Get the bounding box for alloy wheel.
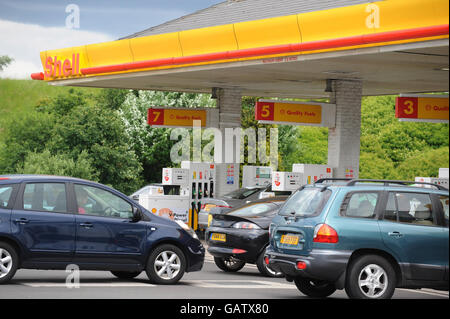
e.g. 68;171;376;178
153;250;181;280
358;264;388;298
0;248;12;279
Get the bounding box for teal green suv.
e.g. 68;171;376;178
265;179;449;299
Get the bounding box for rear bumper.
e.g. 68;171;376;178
205;227;268;263
265;248;351;284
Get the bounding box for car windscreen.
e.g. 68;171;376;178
230;202;278;217
278;188;331;217
130;186;151;197
223;187;261;199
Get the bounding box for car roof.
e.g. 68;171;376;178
242;196;289;204
310;181;448;194
0;174;97;185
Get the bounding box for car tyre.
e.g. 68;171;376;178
256;247;284;278
111;271;142;280
146;244;186;285
294;277;337;298
0;242;19;285
214;257;245;272
345;254;396;299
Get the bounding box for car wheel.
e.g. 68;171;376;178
111;271;142;280
146;244;186;285
256;248;284;278
214;257;245;272
345;254;396;299
294;277;337;298
0;242;19;285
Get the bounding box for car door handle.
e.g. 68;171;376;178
388;231;403;238
14;218;29;224
79;223;93;228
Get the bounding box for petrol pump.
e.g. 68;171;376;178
139;161;239;230
415;168;449;189
181;161;240;229
242;165;272;188
180;161;216;230
272;164;334;191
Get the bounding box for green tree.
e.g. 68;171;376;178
0;111;54;173
1;89;143;194
396;147;449;180
0;55;13;72
18;150;98;181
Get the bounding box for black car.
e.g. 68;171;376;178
198;185;291;230
205;197;288;277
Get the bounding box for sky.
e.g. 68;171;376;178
0;0;223;78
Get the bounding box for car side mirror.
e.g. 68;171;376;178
131;206;142;222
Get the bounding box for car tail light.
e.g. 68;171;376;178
232;222;261;230
201;204;206;209
313;224;338;243
296;261;307;270
232;249;247;254
0;178;10;180
217;205;232;208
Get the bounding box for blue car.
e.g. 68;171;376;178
266;179;449;299
0;175;204;285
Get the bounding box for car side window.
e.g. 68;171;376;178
383;192;436;226
342;192;379;218
74;184;133;219
23;183;67;213
0;185;13;209
438;195;449;227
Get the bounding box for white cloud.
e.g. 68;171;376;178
0;19;113;79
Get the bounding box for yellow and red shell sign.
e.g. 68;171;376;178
147;108;207;127
395;95;449;122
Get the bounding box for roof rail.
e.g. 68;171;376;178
346;179;448;191
315;178;352;185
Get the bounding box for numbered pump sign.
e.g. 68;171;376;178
147;108;219;128
395;95;449;123
255;99;336;127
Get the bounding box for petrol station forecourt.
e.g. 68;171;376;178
0;0;446;302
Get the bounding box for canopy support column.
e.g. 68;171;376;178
327;79;363;179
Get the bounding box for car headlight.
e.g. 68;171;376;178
175;220;199;240
232;222;261;230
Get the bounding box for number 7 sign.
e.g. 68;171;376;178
147;108;164;125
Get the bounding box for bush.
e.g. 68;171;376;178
18;150;98;181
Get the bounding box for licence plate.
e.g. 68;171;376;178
210;233;226;242
280;234;299;245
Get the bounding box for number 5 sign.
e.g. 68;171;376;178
255;102;274;121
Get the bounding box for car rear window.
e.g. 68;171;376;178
230;202;278;217
278;188;331;217
223;188;261;199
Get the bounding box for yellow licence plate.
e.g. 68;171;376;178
210;233;226;242
280;234;299;245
